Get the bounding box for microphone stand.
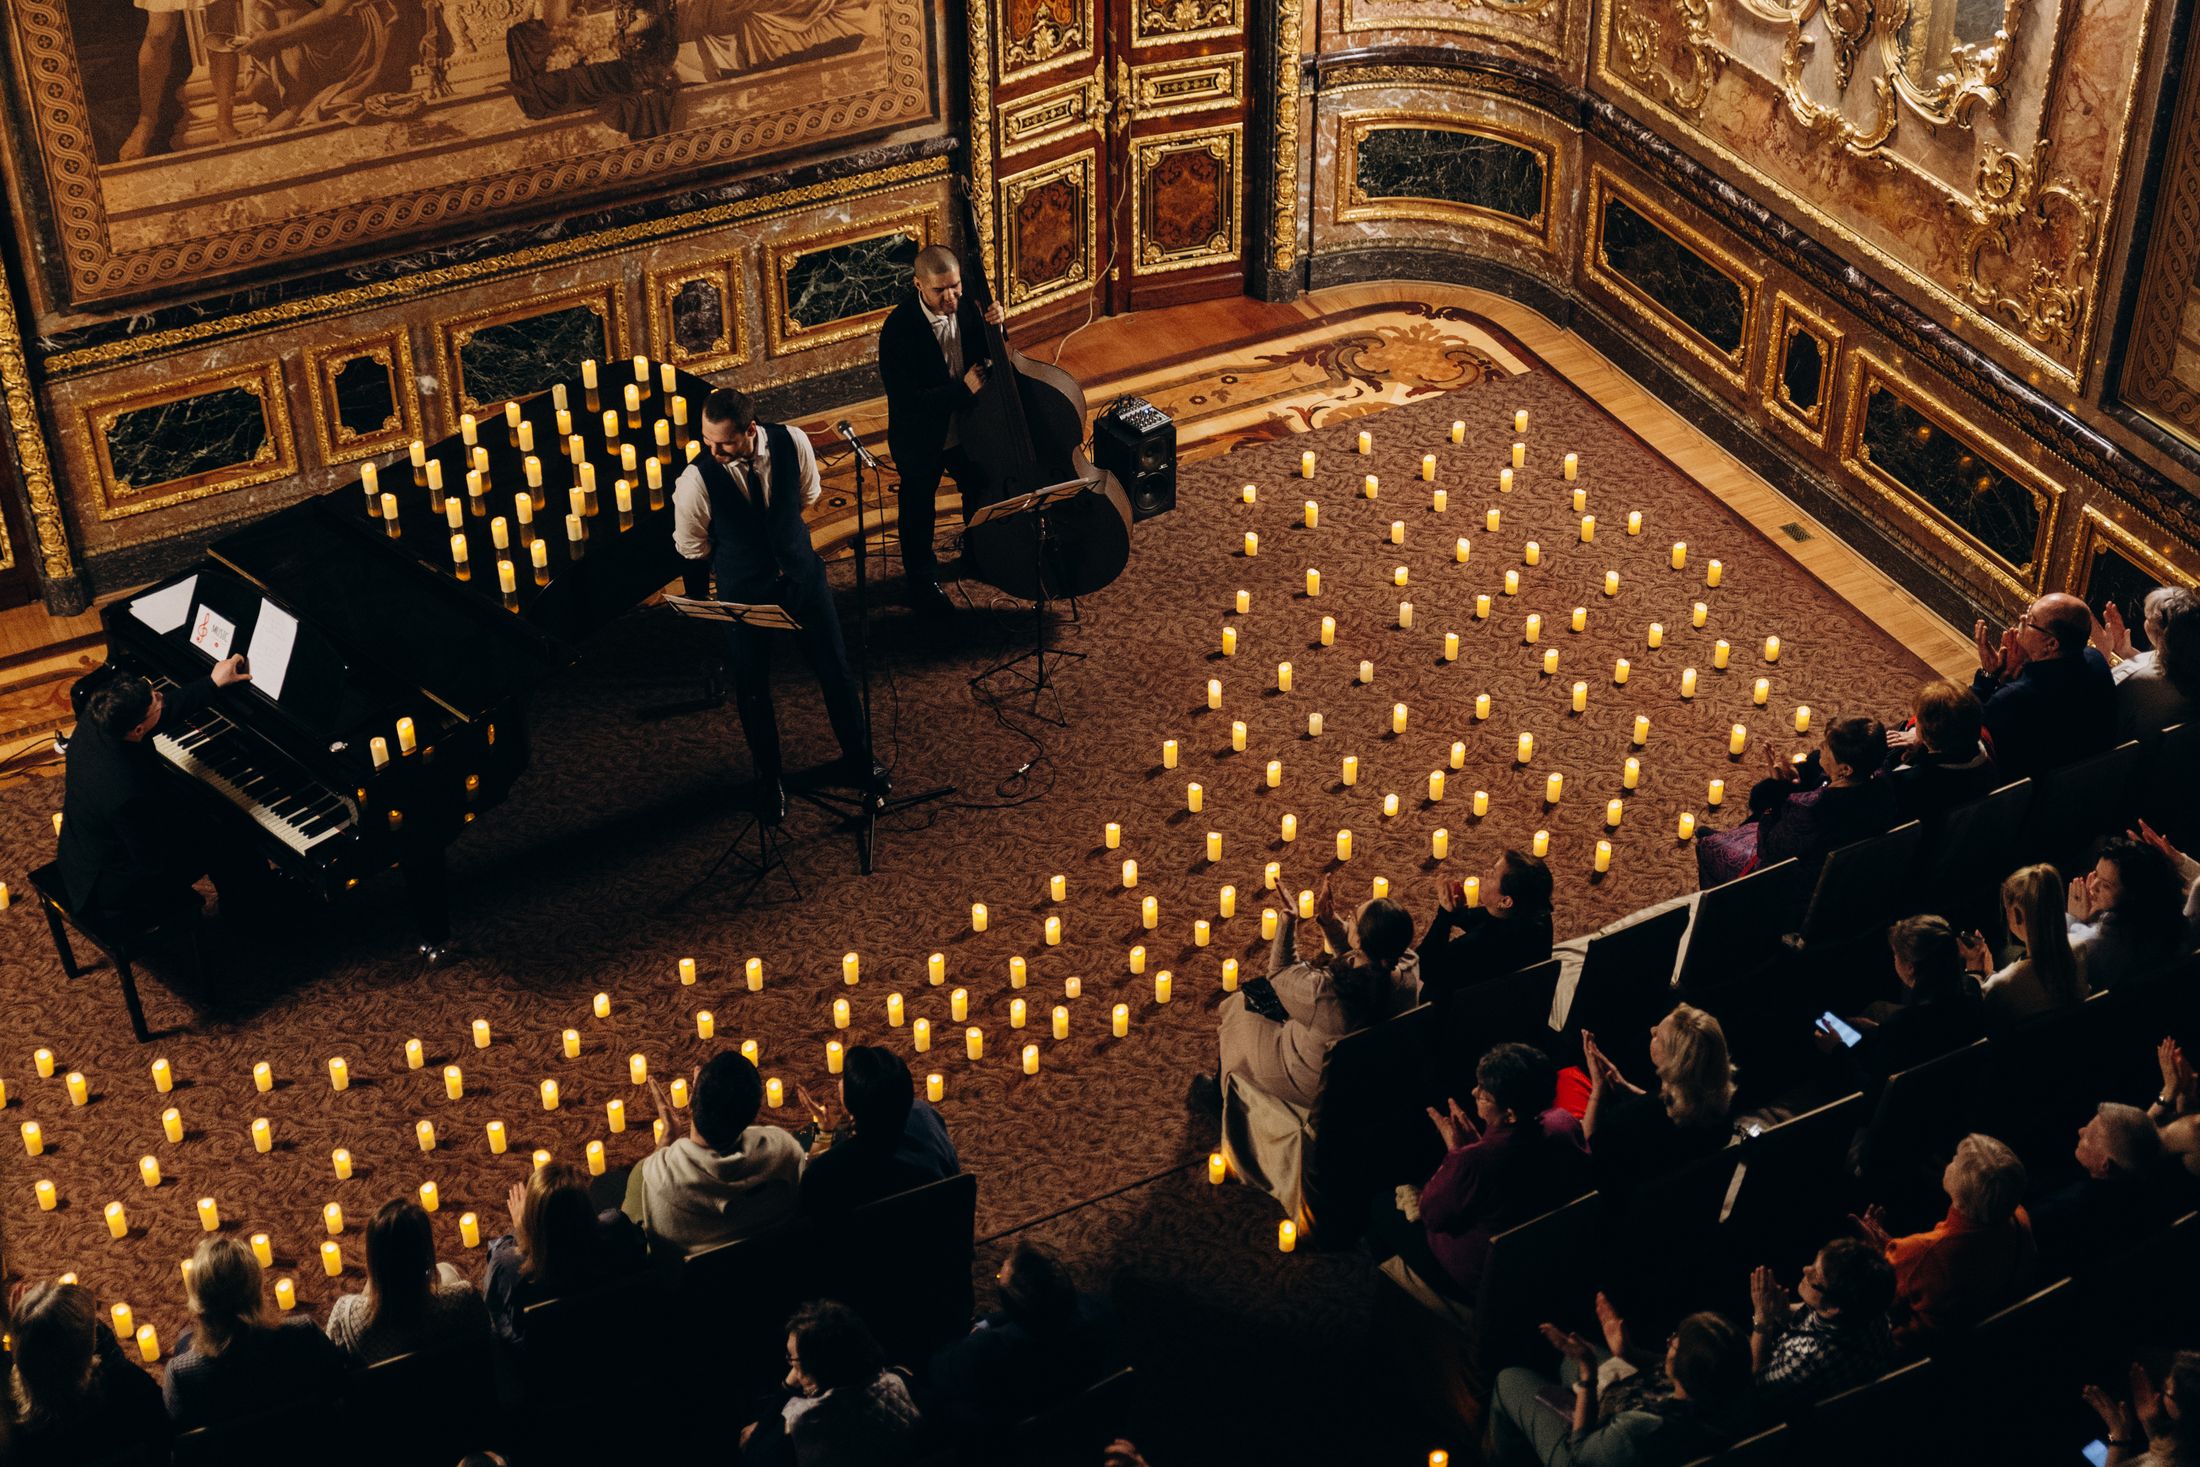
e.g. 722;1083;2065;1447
791;421;954;875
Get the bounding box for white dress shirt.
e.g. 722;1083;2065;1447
921;297;964;449
670;427;823;562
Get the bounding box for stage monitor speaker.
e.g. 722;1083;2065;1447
1094;397;1177;522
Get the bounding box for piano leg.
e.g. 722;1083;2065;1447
402;845;453;961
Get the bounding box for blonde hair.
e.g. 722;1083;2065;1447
1947;1133;2027;1225
2002;863;2084;1007
185;1236;266;1355
1654;1004;1736;1128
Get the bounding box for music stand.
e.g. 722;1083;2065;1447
966;478;1091;726
659;595;806;911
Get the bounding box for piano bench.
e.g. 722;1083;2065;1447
27;863;206;1044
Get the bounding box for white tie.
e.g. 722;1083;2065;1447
934;314;962;379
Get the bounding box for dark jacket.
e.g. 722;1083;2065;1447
1972;649;2116;781
1419;905;1554;1000
925;1294;1123;1436
1588;1089;1734;1194
56;674;218;916
1421;1111;1589;1296
800;1101;961;1217
1887;741;2001;825
878;291;987;478
482;1208;648;1346
700;422;828;605
163;1320;343;1431
7;1322;172;1466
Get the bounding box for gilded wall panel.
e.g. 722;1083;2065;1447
79;362;298;523
998;0;1098;83
763;206;943;354
1130;126;1245;275
2065;503;2200;625
1000;154;1100;312
1581;166;1762;389
1332;0;1572;66
431;285;628;429
302;330;422;468
1763;291;1843;449
1135;0;1246;47
644;261;755;378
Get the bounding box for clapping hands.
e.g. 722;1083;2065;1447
1748;1264;1792;1326
1427;1095;1476;1150
1850;1202;1894;1251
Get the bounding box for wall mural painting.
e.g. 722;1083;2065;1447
9;0;941;307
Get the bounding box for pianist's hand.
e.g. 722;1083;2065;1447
210;654;253;688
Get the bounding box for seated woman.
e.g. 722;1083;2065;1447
2069;835;2193;989
1820;914;1984;1086
1856;1132;2035;1350
484;1161;648;1346
1698;716;1902;886
925;1242;1122;1439
1884;678;1999;823
2085;1349;2200;1467
1961;862;2088;1028
2094;586;2200;738
740;1300;922;1466
164;1237;344;1431
799;1046;960;1218
1748;1237;1898;1409
2;1281;171;1466
1198;875;1418;1112
325;1198;491;1364
1489;1311;1752;1467
1418;849;1554;999
1374;1042;1588;1301
1576;1004;1737;1190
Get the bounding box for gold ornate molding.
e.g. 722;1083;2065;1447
301;329;422;468
967;0;1002;291
2119;19;2200;450
1838;349;2060;603
999;72;1102;158
2064;504;2200;599
1614;0;1722;114
1131;55;1245;118
1135;0;1242;46
1340;0;1563;60
0;257;69;581
430;283;626;427
763;206;943;355
1271;0;1303;273
643;259;755;377
1131;124;1245;274
999;152;1099;312
1582;166;1761;389
1335;114;1557;252
999;0;1096;83
43;158;951;378
1956;141;2100;356
81;361;298;522
1762;290;1843;448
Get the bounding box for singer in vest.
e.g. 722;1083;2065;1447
670;389;886;823
877;243;1007;616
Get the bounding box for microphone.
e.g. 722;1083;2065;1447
834;419;880;470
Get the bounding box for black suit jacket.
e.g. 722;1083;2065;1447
878;290;987;478
56;676;216;915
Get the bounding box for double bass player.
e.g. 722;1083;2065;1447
877;243;1007;617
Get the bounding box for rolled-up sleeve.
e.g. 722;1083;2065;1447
671;464;712;561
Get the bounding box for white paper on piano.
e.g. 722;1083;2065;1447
188;604;236;661
129;575;198;635
247;599;300;702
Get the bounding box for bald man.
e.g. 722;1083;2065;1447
877;243;1005;615
1969;592;2116;779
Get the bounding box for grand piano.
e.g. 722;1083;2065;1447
93;362;697;954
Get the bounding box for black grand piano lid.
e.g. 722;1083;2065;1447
210;504;561;724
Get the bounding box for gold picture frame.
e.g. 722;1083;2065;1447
644;260;754;377
1335;113;1557;251
1762;291;1843;448
763;206;943;356
82;360;298;522
1129;124;1245;275
301;329;422;467
430;283;627;429
1583;166;1762;389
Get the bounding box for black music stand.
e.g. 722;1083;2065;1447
658;595;806;910
966;478;1091;727
802;427;954;875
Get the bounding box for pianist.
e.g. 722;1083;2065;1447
671;387;889;824
57;655;271;925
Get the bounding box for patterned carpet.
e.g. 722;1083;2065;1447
0;312;1935;1463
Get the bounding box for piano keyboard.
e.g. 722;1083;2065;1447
149;681;358;858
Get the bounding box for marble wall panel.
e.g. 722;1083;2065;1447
1579;162;1762;391
2065;506;2200;615
1317;0;1587;79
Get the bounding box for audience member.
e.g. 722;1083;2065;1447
799;1046;960;1218
1375;1042;1588;1300
2128;820;2200;945
1697;716;1901;885
1;1281;171;1465
484;1161;647;1346
1819;915;1983;1085
1884;678;1999;822
1575;1005;1736;1191
1961;862;2088;1027
2069;836;2192;988
2085;1352;2200;1467
1419;850;1554;998
926;1242;1123;1438
1856;1132;2035;1348
2029;1100;2194;1265
325;1198;491;1365
1489;1311;1750;1466
1748;1238;1898;1408
1970;592;2117;780
739;1300;922;1467
164;1236;343;1431
2094;586;2200;738
623;1050;804;1254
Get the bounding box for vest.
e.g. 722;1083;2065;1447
701;423;822;603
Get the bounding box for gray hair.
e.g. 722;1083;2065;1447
2096;1102;2164;1174
1946;1133;2027;1225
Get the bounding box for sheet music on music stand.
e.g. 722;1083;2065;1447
661;594;803;632
964;478;1091;529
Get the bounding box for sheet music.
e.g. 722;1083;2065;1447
129;575;198;635
188;604;236;661
247;598;300;702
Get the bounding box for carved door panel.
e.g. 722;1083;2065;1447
1112;0;1252;310
983;0;1112;333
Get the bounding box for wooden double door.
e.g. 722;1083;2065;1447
976;0;1256;329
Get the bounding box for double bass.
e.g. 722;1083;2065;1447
949;183;1134;602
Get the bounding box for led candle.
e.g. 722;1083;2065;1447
541;1078;560;1111
1730;723;1748;756
628;1053;648;1085
1307;568;1323;599
326;1144;351;1182
1244;531;1259;557
1281;813;1298;842
1046;913;1064;946
1434;489;1449;512
965;1027;984;1060
886;992;907;1027
1574;487;1588;512
1564;451;1579;479
1615;658;1631;686
1221;626;1237;657
1693;601;1709;629
1504;570;1519;596
1572;682;1589;713
1624;510;1642;537
1633;715;1650;746
1389;520;1406;546
746;957;766;991
1517;732;1535;762
1239;482;1257;505
1021;1044;1041;1076
1113;1003;1132;1037
1356;429;1373;455
1278;660;1294;692
1605;570;1620;597
1524;613;1541;643
194;1194;221;1231
1546;772;1564;803
1279;1220;1298;1252
1524;541;1541;568
914;1018;932;1052
1595;840;1613;873
1451;419;1466;443
1262;908;1279;939
1533;829;1551;857
532;1149;552;1170
1141;895;1158;928
1748;677;1772;707
1476;593;1492;620
952;987;971;1020
1444;632;1460;662
972;902;989;932
1395;566;1409;587
1207;679;1223;710
1298;888;1317;919
1623;755;1643;791
1301;450;1316;478
1510;440;1525;468
1398;600;1414;629
1206;830;1225;863
1543;648;1560;676
1487;508;1501;533
1706;560;1724;588
1336;829;1353;861
1308;713;1324;736
1302;499;1320;531
1342;755;1359;785
826;1040;845;1076
319;1240;343;1277
1392;702;1409;733
1714;639;1731;669
1154;972;1174;1004
1580;514;1596;544
1381;793;1400;818
1187;782;1204;813
1764;635;1782;663
1006;955;1026;987
253;1061;274;1093
1421;453;1436;481
1671;541;1688;570
1428;769;1447;803
446;497;466;532
833;998;851;1031
1010;998;1028;1030
1569;606;1588;635
59;1068;88;1106
1231;721;1248;751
